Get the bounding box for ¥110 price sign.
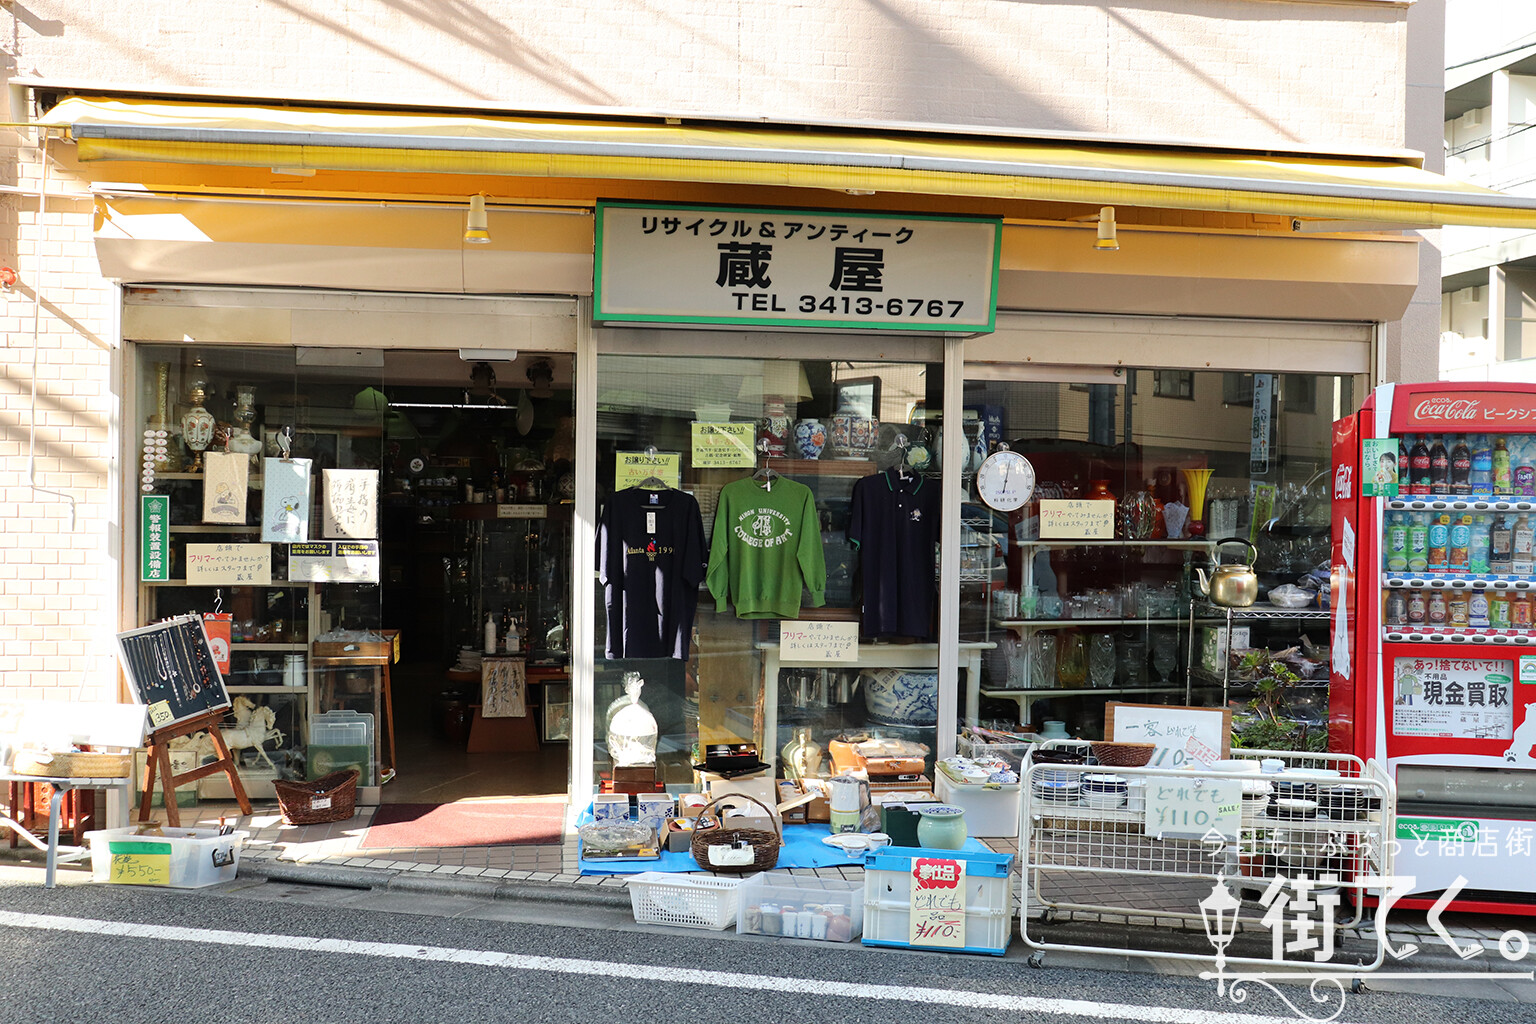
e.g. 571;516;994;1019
909;857;967;949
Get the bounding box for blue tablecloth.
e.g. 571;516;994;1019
577;808;992;875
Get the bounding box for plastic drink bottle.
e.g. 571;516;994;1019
1429;436;1450;491
1491;516;1514;573
1469;514;1492;574
1448;513;1472;570
1407;513;1430;572
1494;437;1513;493
1451;434;1472;494
1410;435;1432;495
1385;512;1409;571
1469;591;1490;628
1471;435;1493;494
1427;513;1451;571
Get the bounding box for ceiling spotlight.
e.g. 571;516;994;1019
465;194;491;244
1095;206;1119;252
526;359;554;399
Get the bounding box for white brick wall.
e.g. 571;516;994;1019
17;0;1407;152
0;140;119;703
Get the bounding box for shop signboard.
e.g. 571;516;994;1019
1106;702;1231;768
691;422;756;468
1390;656;1514;740
908;857;966;949
1250;373;1274;473
140;494;170;582
595;202;1000;333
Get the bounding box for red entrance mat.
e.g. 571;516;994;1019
359;799;566;850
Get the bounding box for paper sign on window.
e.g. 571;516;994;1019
322;469;378;539
1038;499;1113;539
202;452;249;524
779;620;859;662
185;543;272;585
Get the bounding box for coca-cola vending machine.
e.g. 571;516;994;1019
1333;381;1536;914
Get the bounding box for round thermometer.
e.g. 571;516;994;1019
975;447;1035;511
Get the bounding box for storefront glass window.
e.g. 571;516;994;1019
960;369;1361;745
593;355;944;793
132;345;574;795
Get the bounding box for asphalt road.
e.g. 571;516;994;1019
1;879;1532;1024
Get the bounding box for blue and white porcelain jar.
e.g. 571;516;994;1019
794;418;826;459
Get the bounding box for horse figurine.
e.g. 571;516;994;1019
186;696;285;772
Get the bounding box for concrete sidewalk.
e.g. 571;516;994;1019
5;796;1534;998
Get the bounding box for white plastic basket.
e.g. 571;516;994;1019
627;871;750;930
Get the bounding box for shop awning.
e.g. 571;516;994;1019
48;96;1536;229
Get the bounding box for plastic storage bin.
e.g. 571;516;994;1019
736;871;864;941
935;775;1021;838
308;710;374;785
862;846;1015;956
84;826;247;888
627;870;748;930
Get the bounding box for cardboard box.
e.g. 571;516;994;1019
1200;626;1251;675
662;817;696;852
677;793;708;818
777;779;830;823
703;773;777;810
868;774;932;795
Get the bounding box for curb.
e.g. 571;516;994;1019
237;858;632;907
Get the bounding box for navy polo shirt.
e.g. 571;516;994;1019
847;469;940;640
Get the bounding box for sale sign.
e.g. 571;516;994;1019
909;857;967;949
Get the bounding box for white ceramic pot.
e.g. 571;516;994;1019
861;668;939;726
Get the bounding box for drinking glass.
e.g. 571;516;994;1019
1031;633;1058;689
1151;630;1179;683
1089;633;1116;688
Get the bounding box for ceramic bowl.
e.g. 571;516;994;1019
1083;791;1127;810
861;668;939;726
1080;772;1128;794
1269;797;1320;820
1211;759;1262;775
962;768;991;783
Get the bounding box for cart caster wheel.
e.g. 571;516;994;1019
1028;952;1046;969
1350;978;1366;994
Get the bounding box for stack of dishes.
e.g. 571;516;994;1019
1318;783;1376;821
1080;773;1128;810
1268;797;1321;821
1031;768;1082;804
1210;759;1262;776
1241;778;1273;823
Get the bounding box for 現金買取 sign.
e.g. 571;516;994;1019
595;202;1000;333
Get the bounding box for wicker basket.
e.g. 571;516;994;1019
1090;741;1156;768
273;768;359;825
691;794;782;874
10;749;132;778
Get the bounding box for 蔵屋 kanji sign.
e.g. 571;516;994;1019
594;202;1000;332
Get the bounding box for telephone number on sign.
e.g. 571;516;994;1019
800;295;965;318
728;292;966;318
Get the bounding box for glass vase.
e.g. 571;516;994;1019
1089;633;1116;688
1057;631;1086;686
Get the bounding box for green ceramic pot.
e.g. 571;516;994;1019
916;805;968;850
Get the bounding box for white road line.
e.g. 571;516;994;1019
0;910;1327;1024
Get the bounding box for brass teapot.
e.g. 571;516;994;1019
1194;538;1260;608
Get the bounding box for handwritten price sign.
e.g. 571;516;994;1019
779;620;859;662
108;843;171;886
909;857;967;949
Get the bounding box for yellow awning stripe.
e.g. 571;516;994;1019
50;96;1536;229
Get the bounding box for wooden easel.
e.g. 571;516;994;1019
137;708;251;826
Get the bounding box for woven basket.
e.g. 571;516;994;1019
273;768;359;825
691;794;782;874
1090;741;1156;768
10;749;132;778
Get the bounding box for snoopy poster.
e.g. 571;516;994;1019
261;457;311;543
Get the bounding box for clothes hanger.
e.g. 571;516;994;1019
752;459;779;491
636;445;669;491
891;434;913;482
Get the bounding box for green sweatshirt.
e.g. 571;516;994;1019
706;476;827;618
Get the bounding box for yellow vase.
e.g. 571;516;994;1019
1180;468;1215;523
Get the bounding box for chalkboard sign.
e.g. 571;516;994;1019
115;615;231;731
